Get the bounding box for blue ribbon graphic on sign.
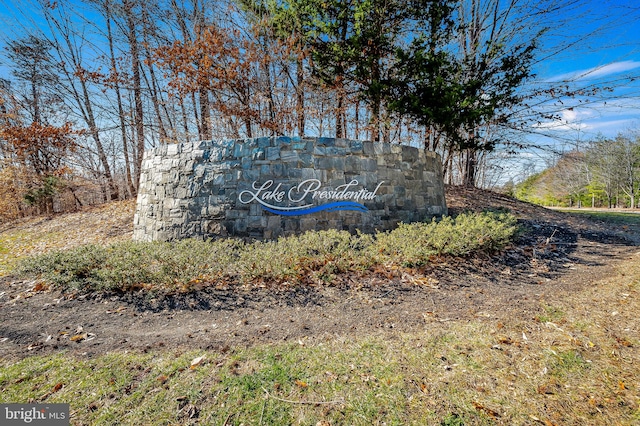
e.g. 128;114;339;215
260;201;368;216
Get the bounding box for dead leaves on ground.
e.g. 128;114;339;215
401;273;440;289
53;326;96;344
38;382;64;401
69;333;95;342
472;401;501;418
189;355;206;370
529;416;559;426
294;379;309;389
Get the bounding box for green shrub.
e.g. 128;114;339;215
17;212;518;293
235;229;374;283
375;211;518;267
17;244;108;290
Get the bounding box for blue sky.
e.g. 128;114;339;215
529;0;640;146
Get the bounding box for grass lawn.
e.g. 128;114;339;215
557;208;640;225
558;209;640;244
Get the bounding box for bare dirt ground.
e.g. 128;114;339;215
1;186;638;359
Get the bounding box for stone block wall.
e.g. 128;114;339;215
133;137;447;241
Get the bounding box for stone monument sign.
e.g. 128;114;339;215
133;137;447;241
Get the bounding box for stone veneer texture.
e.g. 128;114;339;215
133;137;447;241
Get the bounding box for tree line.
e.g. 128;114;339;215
513;131;640;209
0;0;635;219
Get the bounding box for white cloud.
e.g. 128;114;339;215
533;108;592;131
547;61;640;82
584;118;639;133
533;120;587;131
560;108;578;121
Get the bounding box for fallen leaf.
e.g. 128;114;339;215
615;336;633;347
472;401;500;418
40;382;64;400
295;379;308;388
70;333;87;342
32;282;49;292
537;384;556;395
402;273;439;288
497;336;513;345
190;355;206;369
528;415;554;425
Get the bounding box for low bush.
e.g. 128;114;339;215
374;211;518;267
17;211;519;293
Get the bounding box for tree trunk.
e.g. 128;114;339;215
140;5;170;144
369;59;381;142
83;90;119;201
141;63;168;142
335;88;344;139
191;92;202;139
124;0;145;190
382;111;391;143
261;44;277;136
105;4;135;197
31;79;40;124
244;117;253;138
296;56;305;137
463;149;477;187
171;0;197;143
354;99;360;140
442;148;454;185
46;4;120;201
199;89;211;140
179;98;191;143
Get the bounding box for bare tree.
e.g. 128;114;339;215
103;0;136;197
42;6;120;201
120;0;146;191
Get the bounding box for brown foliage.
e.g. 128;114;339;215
153;24;293;136
0;122;81;218
0;165;31;221
0;122;79;176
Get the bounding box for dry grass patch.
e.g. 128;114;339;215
0;200;134;276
